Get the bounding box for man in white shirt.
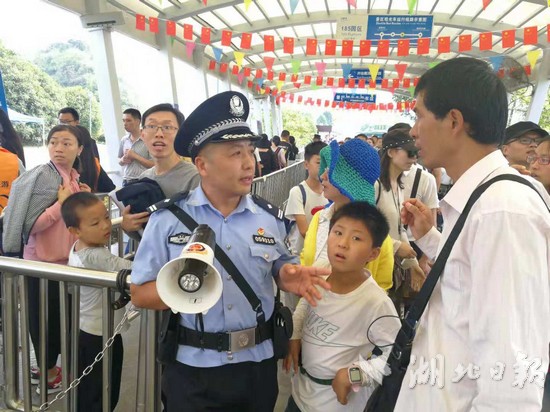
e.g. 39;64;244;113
397;57;550;411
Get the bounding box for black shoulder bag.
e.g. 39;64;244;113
366;174;548;411
157;204;293;364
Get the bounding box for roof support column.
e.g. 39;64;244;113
271;95;282;136
156;20;179;106
526;50;550;124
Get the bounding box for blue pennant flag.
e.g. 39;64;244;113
341;63;353;79
488;56;504;72
212;46;223;63
0;70;7;114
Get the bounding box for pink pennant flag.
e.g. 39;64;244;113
482;0;491;9
315;61;327;77
185;41;196;59
237;72;245;85
263;56;275;71
347;0;357;8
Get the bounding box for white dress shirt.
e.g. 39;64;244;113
395;150;550;412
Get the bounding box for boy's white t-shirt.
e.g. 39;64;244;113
285;180;328;255
68;243;132;336
291;275;401;412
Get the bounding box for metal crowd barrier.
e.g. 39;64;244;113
0;257;162;412
251;160;307;209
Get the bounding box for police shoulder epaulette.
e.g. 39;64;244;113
147;191;189;214
251;194;284;220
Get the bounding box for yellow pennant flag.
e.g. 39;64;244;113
367;64;380;86
244;0;252;11
277;80;285;91
234;51;245;68
527;49;541;70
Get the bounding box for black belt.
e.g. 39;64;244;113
178;318;273;353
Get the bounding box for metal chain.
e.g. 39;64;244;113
38;310;130;411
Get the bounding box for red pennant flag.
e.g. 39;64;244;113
263;56;275;71
136;14;146;31
325;39;337;56
244;67;251;77
298;96;303;103
241;33;252;49
291;74;299;82
438;36;450;53
220;63;228;73
392;79;400;89
359;40;371;56
208;60;216;70
458;34;472;52
417;38;430;55
316;76;323;86
149;17;159;33
342;40;354;57
479;32;492;51
339;102;345;108
264;35;275;52
166;21;176;36
358;79;366;88
338;78;345;87
326;77;334;86
413;77;419;86
381;79;389;88
369;79;376;88
279;72;286;81
325;101;330;107
316;99;321;106
332;101;337;108
283;37;295;54
232;65;239;75
221;30;233;46
304;75;311;85
267;70;274;81
201;27;211;44
255;69;263;79
247;80;253;89
183;24;193;40
523;26;538;45
482;0;492;9
377;40;390;57
397;39;410;57
395;63;407;80
548;25;550;43
348;78;356;88
265;86;271;95
524;65;531;76
502;29;515;48
403;78;411;88
306;38;318;56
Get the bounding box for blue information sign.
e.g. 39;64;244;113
334;93;376;104
366;15;433;46
349;68;385;84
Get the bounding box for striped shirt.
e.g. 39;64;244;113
118;134;151;181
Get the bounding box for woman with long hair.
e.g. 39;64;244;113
375;129;426;311
75;126;114;193
0;108;25;166
5;125;91;393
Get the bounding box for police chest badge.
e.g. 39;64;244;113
253;228;275;245
168;232;191;245
229;95;245;117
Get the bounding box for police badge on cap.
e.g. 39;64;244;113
174;91;259;160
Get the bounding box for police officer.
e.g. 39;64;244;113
130;91;330;412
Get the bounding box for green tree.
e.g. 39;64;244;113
316;111;333;126
282;109;317;147
64;86;103;140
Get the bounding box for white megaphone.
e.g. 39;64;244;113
156;225;223;314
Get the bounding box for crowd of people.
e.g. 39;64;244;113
0;55;549;412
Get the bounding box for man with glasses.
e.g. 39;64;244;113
501;121;548;169
57;107;80;126
118;108;153;186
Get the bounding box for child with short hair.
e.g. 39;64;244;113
285;141;328;257
284;202;401;412
61;192;131;412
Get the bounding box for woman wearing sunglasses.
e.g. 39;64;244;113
375;129;428;313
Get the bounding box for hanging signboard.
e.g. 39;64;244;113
336;15;368;40
348;68;385;84
366;15;433;46
334;93;377;104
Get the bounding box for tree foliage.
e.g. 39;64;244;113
282;109;317;147
316;111;333;126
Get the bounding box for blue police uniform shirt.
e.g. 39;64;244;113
131;185;299;367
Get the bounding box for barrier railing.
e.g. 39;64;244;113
251;160;306;209
0;257;161;412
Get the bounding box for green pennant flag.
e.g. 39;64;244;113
311;83;318;90
409;86;416;97
407;0;417;14
428;61;439;69
291;59;301;74
170;36;175;46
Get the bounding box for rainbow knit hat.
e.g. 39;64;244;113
319;139;380;205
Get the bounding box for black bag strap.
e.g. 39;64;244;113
400;174;548;341
410;168;422;199
298;183;307;208
166;204;266;324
